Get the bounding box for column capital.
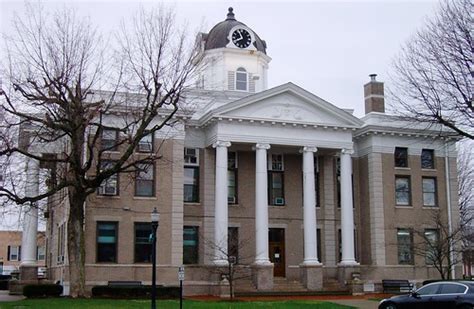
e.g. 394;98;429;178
341;148;354;155
300;146;318;153
212;141;231;148
255;143;271;150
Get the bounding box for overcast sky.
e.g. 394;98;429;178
1;0;439;117
0;0;440;230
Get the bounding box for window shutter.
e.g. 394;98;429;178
7;246;10;261
228;71;235;90
19;246;21;261
249;73;255;93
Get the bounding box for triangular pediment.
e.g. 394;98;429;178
200;83;363;127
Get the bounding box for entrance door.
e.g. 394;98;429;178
269;228;285;277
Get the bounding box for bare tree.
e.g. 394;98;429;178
0;4;202;297
458;141;474;227
389;0;473;139
412;210;465;280
204;234;254;300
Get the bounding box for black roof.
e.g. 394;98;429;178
203;7;267;54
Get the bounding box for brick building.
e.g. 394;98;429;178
18;8;461;295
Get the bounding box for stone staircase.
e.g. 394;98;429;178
234;277;349;297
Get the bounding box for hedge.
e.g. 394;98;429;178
23;284;63;298
91;285;180;299
0;275;11;290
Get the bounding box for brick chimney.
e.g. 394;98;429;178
364;74;385;114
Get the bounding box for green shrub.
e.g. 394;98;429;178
91;285;180;299
23;284;63;298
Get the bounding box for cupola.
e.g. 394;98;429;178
197;8;271;93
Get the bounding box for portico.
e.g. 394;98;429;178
199;82;363;289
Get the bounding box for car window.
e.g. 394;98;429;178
439;283;467;294
417;284;439;296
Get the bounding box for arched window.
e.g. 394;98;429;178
235;67;248;91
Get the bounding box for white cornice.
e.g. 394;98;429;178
198;82;364;128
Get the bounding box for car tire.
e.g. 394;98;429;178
381;303;397;309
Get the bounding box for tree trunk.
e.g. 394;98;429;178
67;188;86;297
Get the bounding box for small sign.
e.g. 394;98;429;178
178;266;185;281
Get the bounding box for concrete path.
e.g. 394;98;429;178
330;299;380;309
0;291;25;302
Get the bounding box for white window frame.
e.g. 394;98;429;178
137;131;153;153
184;148;199;166
9;245;20;261
98;161;119;196
268;154;284;171
37;245;46;261
235;67;248;91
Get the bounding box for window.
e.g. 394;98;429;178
424;229;439;265
134;223;152;263
183;226;199;264
439;283;467;294
184;148;199;165
421;149;435;169
228;152;238;204
394;147;408;167
135;163;155;197
7;245;20;261
97;222;118;263
57;223;65;264
422;177;437;207
337;229;357;262
336;158;341;208
395;176;411;206
315;157;320;208
37;246;46;261
228;227;239;263
268;154;285;206
98;161;119;196
417;283;440;296
235;67;247;91
138;132;153;153
101;129;119;151
184;148;199;203
397;228;413;264
317;228;322;262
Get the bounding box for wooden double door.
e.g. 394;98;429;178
269;228;285;277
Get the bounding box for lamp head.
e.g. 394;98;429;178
151;207;160;223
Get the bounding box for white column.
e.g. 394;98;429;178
302;146;320;265
254;143;271;265
213;141;231;265
340;148;358;265
21;158;40;266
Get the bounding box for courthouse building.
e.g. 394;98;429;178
32;8;460;294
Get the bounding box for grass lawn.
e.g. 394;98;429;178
0;299;355;308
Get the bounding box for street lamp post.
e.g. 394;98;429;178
151;207;160;309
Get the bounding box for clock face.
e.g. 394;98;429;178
232;28;252;48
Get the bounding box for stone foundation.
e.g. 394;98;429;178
20;265;38;281
251;263;273;290
300;263;323;290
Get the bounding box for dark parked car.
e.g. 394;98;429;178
378;281;474;309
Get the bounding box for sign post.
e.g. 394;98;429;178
178;266;185;309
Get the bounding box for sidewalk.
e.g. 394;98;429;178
330;299;380;309
0;291;25;302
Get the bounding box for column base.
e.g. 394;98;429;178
337;264;361;286
339;260;360;267
300;263;323;291
251;263;274;291
213;259;229;267
20;265;38;281
219;278;230;299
